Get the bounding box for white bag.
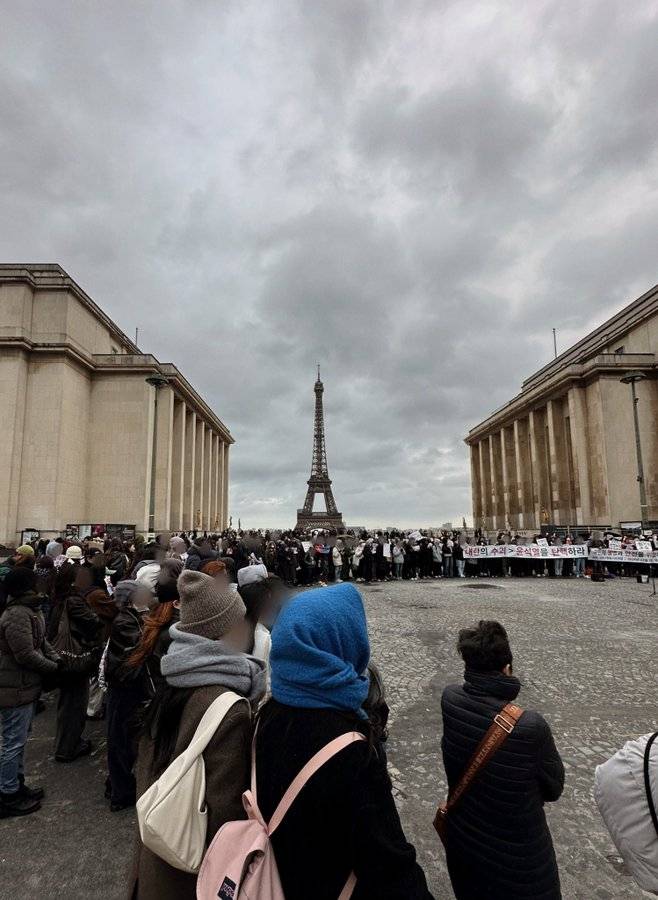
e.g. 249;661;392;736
137;691;248;873
594;731;658;894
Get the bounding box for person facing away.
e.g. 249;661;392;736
255;582;434;900
104;579;153;812
130;570;266;900
50;561;101;763
441;620;564;900
0;568;60;818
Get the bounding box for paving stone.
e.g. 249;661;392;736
0;576;655;898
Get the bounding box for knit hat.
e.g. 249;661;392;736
65;545;83;561
177;570;246;641
169;536;187;556
237;563;268;588
16;545;35;558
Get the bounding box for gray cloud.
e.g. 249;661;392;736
1;0;657;527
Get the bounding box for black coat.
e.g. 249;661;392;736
256;701;434;900
0;591;59;707
105;605;145;688
441;671;564;900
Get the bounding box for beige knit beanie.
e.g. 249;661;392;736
177;570;246;641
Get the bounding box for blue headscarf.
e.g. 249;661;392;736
270;583;370;713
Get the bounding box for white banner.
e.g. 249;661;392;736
589;548;658;565
462;545;657;564
463;545;587;559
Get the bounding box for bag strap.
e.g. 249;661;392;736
266;731;367;835
180;691;249;765
444;702;524;815
643;731;658;838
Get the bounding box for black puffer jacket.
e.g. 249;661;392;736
0;591;59;707
256;701;434;900
441;670;564;900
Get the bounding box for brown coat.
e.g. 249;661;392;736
131;684;252;900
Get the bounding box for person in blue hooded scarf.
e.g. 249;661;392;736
255;583;434;900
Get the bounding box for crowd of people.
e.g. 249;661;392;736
0;525;653;898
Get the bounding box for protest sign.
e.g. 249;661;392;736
463;544;587;559
589;548;658;565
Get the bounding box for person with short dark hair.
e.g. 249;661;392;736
50;563;101;763
0;567;60;817
441;620;564;899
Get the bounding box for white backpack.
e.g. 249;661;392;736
137;691;248;873
594;731;658;894
196;730;366;900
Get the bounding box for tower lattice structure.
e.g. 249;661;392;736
296;367;344;530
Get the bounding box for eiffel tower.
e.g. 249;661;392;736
296;366;344;531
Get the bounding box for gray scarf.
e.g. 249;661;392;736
161;623;267;702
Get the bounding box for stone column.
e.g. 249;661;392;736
470;444;482;527
153;386;174;533
488;436;497;531
218;441;225;529
223;443;230;529
478;440;491;530
194;418;205;531
184;409;196;531
500;428;511;530
207;433;215;530
204;426;213;531
566;386;592;525
528;409;548;529
213;434;221;530
170;399;186;531
0;349;28;546
513;418;533;529
546;398;569;526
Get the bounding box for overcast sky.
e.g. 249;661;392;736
2;2;658;528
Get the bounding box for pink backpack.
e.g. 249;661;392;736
196;730;366;900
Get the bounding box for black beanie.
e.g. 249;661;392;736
5;567;37;597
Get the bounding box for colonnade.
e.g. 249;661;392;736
150;389;231;534
469;387;593;531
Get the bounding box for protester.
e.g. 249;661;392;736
46;537;64;559
126;560;183;694
104;580;153;811
236;564;285;694
0;568;59;817
0;545;36;614
441;620;564;899
51;562;101;763
255;583;434;899
75;558;117;642
131;570;266;898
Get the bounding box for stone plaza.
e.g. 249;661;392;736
0;575;655;899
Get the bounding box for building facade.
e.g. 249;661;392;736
465;284;658;532
0;264;233;546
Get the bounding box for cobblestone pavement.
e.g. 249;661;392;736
365;576;657;899
1;576;656;898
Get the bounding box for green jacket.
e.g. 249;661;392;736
0;591;59;708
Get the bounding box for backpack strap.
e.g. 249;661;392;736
643;731;658;838
267;731;367;835
182;691;249;764
434;701;523;834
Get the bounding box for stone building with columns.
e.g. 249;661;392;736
0;264;233;546
465;283;658;532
